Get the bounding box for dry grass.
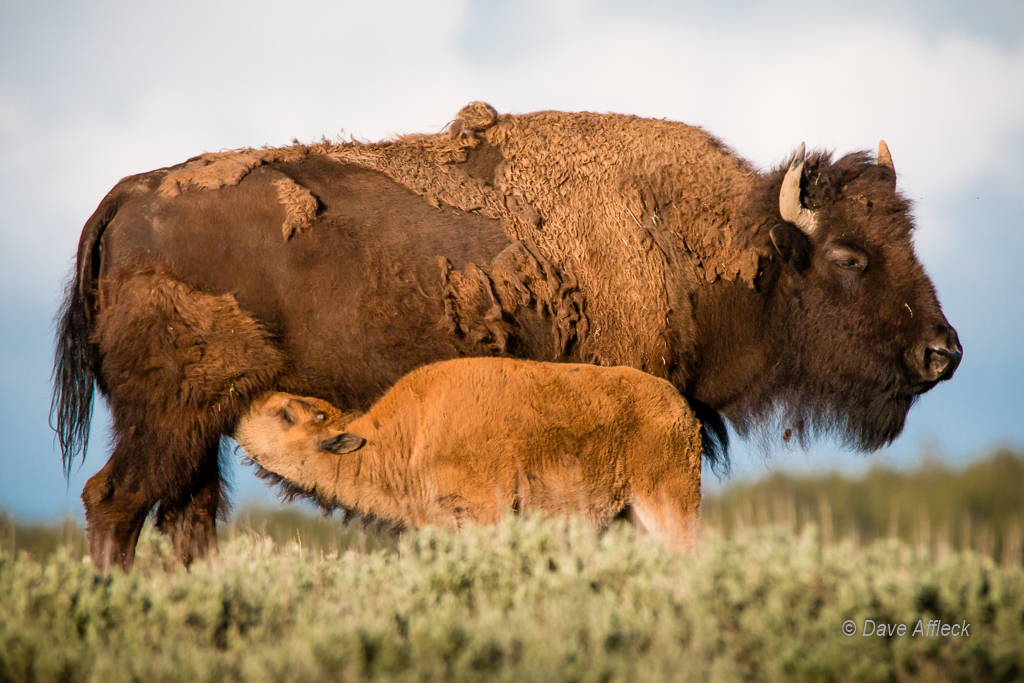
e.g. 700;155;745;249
702;448;1024;567
6;449;1022;566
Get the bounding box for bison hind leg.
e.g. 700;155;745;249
82;453;151;573
90;270;284;569
154;443;227;567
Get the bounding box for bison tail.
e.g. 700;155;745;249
51;274;97;479
50;188;122;478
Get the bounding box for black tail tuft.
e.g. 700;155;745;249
688;397;730;479
50;273;97;479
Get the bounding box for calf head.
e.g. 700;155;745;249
235;392;365;484
762;142;961;450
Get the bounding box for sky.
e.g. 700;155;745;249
1;0;1022;519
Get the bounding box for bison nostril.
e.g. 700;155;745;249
920;328;962;382
925;346;951;376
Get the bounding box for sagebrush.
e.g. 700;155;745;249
2;517;1023;683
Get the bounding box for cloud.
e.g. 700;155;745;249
4;2;1021;199
2;0;1020;321
1;0;1022;517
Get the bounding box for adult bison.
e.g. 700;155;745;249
52;102;960;571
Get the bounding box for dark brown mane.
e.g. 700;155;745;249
804;151;912;235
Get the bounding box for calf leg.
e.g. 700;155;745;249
630;472;702;554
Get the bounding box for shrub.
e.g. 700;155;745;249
2;517;1023;682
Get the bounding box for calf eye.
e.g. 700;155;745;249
277;408;295;426
315;412;326;422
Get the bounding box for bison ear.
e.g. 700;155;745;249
770;223;812;273
320;432;366;455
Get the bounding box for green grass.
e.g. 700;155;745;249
3;450;1023;682
703;448;1024;564
7;449;1023;563
3;518;1023;682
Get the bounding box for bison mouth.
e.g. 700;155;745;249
905;380;939;396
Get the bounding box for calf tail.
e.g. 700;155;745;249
50;189;121;478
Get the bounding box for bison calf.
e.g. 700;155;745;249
235;358;703;551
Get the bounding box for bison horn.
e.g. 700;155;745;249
779;142;819;235
878;140;896;188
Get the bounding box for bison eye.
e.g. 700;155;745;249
315;412;326;422
277;408;295;426
828;245;868;272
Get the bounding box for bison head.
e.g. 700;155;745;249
234;392;365;507
718;142;961;452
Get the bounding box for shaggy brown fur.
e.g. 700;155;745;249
159;147;321;240
322;104;749;370
84;270;284;570
143;103;756;368
235;358;703;552
53;102;960;570
273;176;319;238
131;103;776;369
157;145;311;197
438;241;585;355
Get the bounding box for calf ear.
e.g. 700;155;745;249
320;433;366;455
770;223;812;273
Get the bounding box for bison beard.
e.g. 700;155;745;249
743;329;917;453
52;102;959;570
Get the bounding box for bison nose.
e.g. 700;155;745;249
916;326;962;384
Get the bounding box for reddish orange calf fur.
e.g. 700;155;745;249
236;358;703;552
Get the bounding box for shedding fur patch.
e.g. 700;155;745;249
317;102;764;369
158;145;323;239
151;103;767;367
274;177;318;238
438;242;586;356
439;258;508;353
489;242;586;355
160;152;262;197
